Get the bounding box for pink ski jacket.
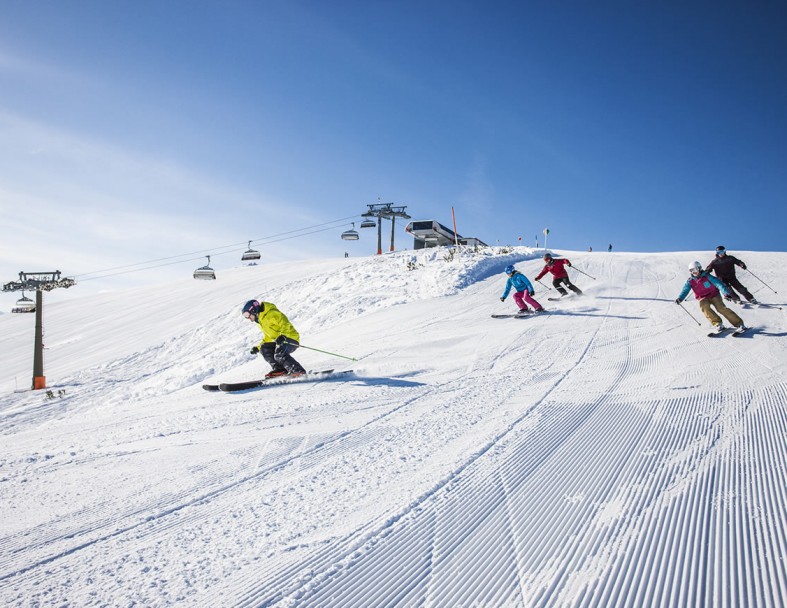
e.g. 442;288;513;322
677;272;729;302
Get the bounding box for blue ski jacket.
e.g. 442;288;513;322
502;272;535;298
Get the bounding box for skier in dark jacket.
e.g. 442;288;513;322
534;253;583;297
704;246;757;304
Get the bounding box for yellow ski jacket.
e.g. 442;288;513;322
255;302;300;346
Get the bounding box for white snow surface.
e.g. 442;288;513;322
1;248;786;607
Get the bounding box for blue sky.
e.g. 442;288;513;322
1;0;785;300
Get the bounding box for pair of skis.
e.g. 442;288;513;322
491;311;549;319
202;369;351;392
707;327;750;338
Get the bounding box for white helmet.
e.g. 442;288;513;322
689;261;702;274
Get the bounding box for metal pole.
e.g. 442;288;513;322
299;343;358;361
571;266;597;280
451;206;460;248
390;215;396;252
376;214;383;255
677;300;701;326
33;290;46;389
745;268;778;294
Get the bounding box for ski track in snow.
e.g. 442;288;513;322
1;249;786;607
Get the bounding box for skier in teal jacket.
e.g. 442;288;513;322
500;265;545;315
676;262;746;334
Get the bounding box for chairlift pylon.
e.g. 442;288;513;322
241;241;261;262
341;223;360;241
12;292;36;313
193;256;216;280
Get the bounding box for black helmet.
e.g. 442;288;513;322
543;253;553;261
242;299;261;319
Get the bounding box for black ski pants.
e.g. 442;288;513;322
721;276;754;302
553;276;583;296
260;340;306;374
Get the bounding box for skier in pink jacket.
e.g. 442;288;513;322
676;261;747;334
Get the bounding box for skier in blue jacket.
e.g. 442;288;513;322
500;265;545;315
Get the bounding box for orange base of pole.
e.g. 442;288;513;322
33;376;46;390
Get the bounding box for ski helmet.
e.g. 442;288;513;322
242;299;261;319
504;265;516;274
689;261;703;274
543;253;553;262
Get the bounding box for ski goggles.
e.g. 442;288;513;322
716;248;726;256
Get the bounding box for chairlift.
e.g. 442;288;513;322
12;292;36;313
360;219;377;229
241;241;261;262
341;223;360;241
193;256;216;280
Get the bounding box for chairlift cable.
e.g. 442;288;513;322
75;215;360;282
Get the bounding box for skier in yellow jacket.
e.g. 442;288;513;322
242;300;306;378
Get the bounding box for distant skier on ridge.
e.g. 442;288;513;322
500;265;545;315
704;246;758;305
242;300;306;378
534;253;583;297
675;261;748;335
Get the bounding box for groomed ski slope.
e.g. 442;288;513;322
1;248;786;608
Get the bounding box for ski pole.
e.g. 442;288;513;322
745;269;778;294
570;266;596;280
299;344;358;362
676;301;701;326
537;279;553;291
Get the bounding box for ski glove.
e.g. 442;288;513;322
250;345;260;355
275;335;288;346
675;299;682;305
500;297;505;302
529;290;535;296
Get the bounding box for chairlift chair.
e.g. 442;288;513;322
241;241;261;262
193;256;217;280
341;223;360;241
360;219;377;229
12;293;36;313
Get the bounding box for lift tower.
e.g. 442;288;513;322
361;203;411;254
2;271;76;389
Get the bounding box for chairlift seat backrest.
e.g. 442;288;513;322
193;267;216;280
241;241;261;261
193;256;216;280
241;249;261;261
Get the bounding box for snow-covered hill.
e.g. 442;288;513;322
1;248;786;607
